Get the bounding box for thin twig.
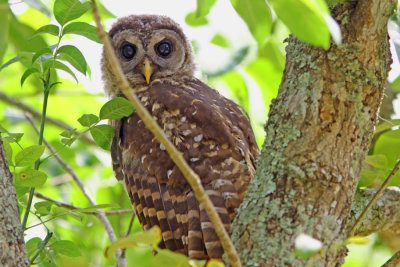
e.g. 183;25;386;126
349;159;400;237
121;213;136;259
0;91;96;146
29;231;53;264
91;2;241;266
34;192;133;216
22;88;50;230
25;113;127;267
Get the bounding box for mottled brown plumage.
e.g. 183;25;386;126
101;14;259;260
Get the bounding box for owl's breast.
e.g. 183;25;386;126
118;88;253;195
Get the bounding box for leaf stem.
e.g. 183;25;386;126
29;231;53;264
21;89;50;230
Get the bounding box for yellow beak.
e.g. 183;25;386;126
141;58;153;84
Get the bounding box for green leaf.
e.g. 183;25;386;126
60;128;77;138
258;39;285;70
56;45;87;74
63;22;101;43
347;236;370;245
50;240;82;257
375;119;400;134
3;140;13;167
268;0;331;49
54;60;78;83
206;260;225;267
34;201;53;216
32;47;53;64
210;33;230;48
105;226;162;258
380;128;400;139
0;55;24;72
78;114;99;127
221;71;249;113
365;154;388;169
15;186;30;199
3;133;24;143
21;67;40;87
15;169;47;187
230;0;272;45
150;249;193;267
53;0;91;26
185;0;216;27
196;0;217;17
31;24;60;39
246;58;282;114
61;137;77;147
391;75;400;93
0;3;9;65
185;11;208;26
9;16;47;53
90;125;114;150
14;145;45;167
26;237;42;256
99;97;135;120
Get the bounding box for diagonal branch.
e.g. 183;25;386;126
349;160;400;237
91;1;241;266
24;113;127;267
348;187;400;236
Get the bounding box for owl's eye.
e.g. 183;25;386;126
121;43;137;60
155;40;173;58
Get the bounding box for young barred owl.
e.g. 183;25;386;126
101;15;259;260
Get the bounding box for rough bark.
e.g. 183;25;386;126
0;136;29;266
231;0;396;266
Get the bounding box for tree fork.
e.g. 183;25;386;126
231;0;396;266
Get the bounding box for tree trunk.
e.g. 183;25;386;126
231;0;396;266
0;136;29;266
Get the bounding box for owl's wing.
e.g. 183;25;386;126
113;79;259;259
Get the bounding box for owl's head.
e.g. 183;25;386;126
101;15;196;97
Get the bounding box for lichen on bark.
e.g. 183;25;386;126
231;0;396;266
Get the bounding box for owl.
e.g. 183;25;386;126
101;15;259;260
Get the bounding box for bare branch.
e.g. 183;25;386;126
34;192;133;216
24;113;127;267
91;1;241;266
348;187;400;236
0;91;96;146
349;160;400;237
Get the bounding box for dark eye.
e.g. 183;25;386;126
120;43;136;60
155;40;173;58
